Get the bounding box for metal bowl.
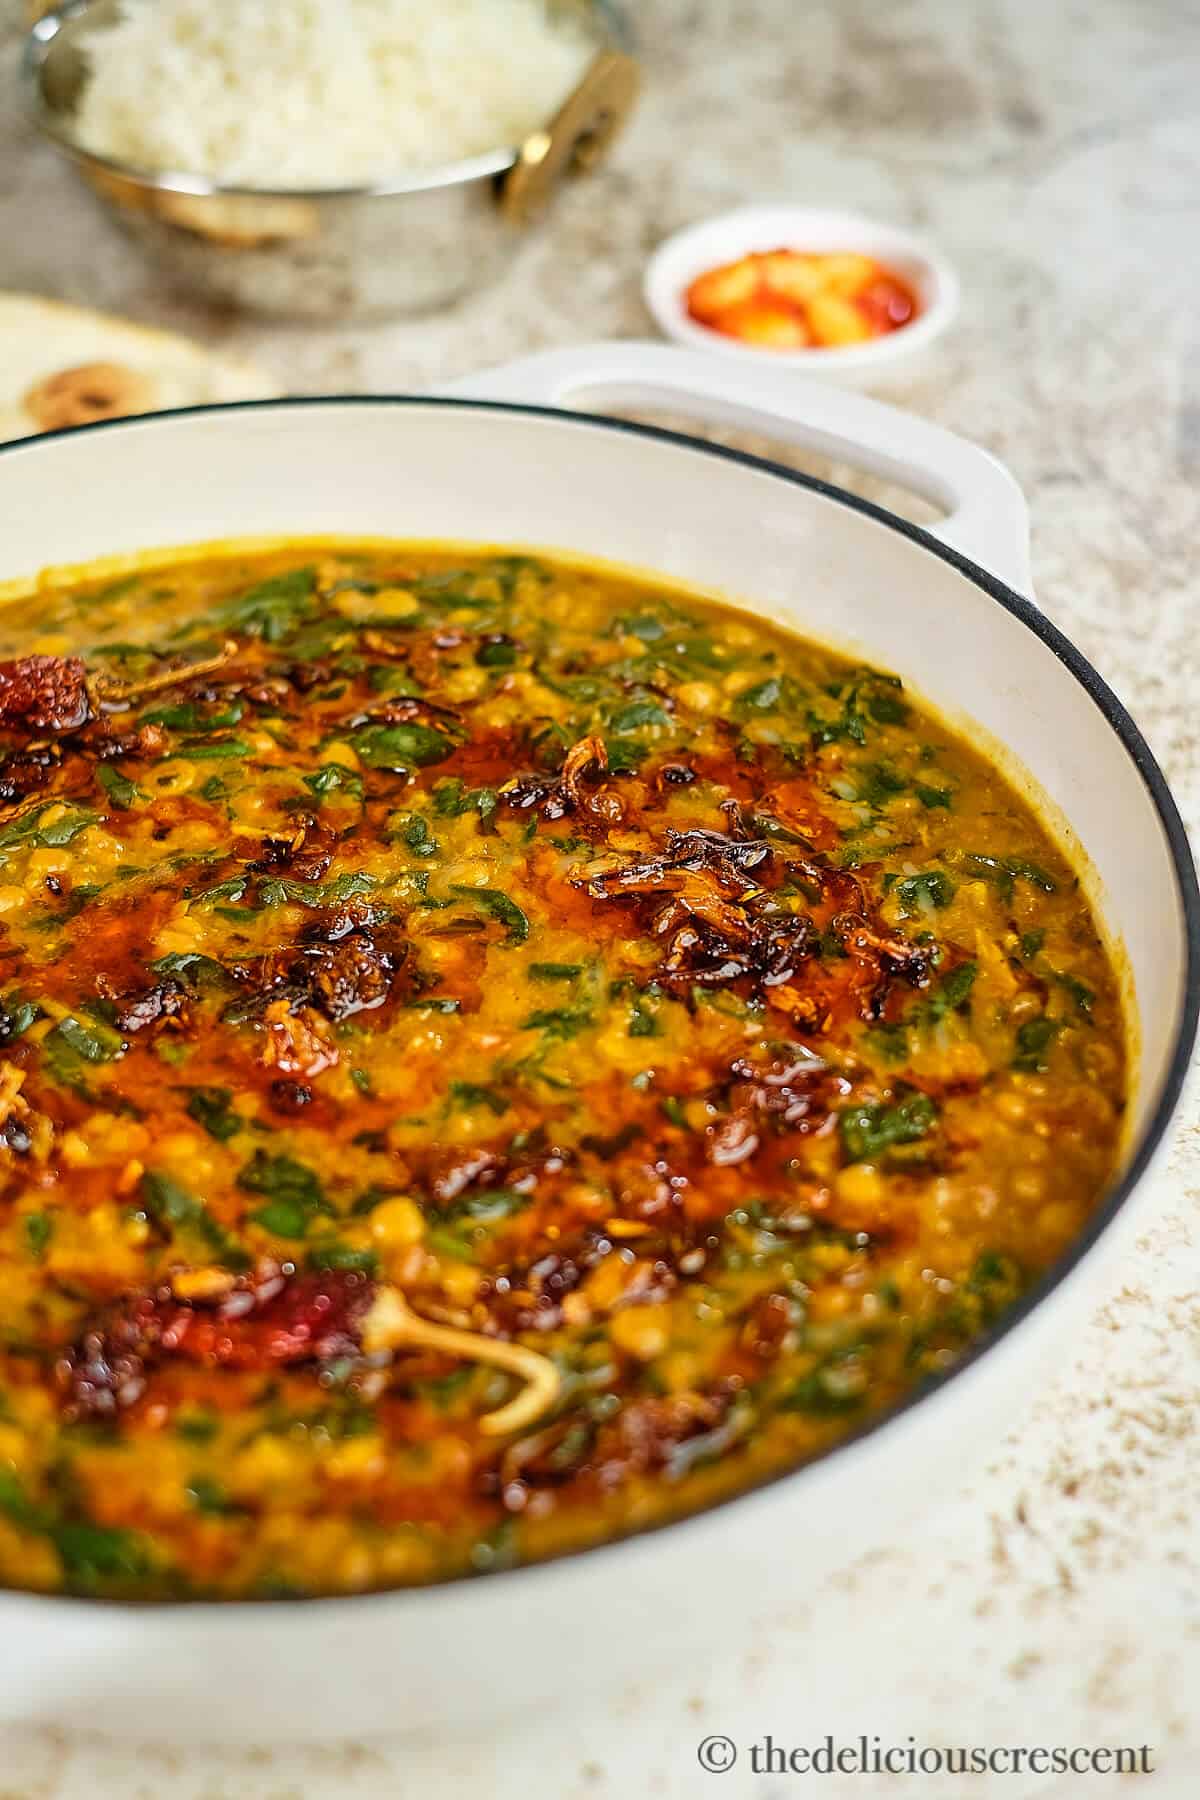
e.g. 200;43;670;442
23;0;638;320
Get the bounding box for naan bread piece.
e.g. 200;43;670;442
0;293;279;442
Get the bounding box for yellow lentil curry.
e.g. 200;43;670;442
0;545;1125;1599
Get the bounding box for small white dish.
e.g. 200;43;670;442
644;205;959;385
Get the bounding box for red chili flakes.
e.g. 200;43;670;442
0;655;91;735
58;1265;376;1420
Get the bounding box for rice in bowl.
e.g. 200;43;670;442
70;0;598;190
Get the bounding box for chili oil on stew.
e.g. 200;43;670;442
0;546;1126;1599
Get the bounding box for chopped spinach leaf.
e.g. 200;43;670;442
781;1342;874;1415
238;1152;329;1239
868;1021;910;1065
603;735;648;773
53;1521;151;1590
142;698;244;733
839;1091;937;1163
948;850;1058;901
449;1081;509;1115
392;812;438;857
922;960;977;1021
38;808;100;848
476;635;520;668
432;777;498;824
893;869;955;914
178;737;250;760
304;764;364;802
857;762;908;808
450;885;529;943
95;764;142;810
186;1476;236;1516
0;803;98;863
151;952;229;992
434;1187;531;1228
308;1243;379;1275
216;567;316;642
353;723;452;770
0;994;40;1043
736;675;786;712
627;993;661;1037
810;670;908;746
175;1410;220;1443
1052;970;1095;1016
45;1013;123;1067
613;612;667;642
142;1171;249;1269
184;1086;241;1142
259;871;377;909
608;698;671;733
1012;1016;1063;1073
188;875;248;908
520;1006;592;1039
23;1213;52;1260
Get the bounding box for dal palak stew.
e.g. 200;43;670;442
0;545;1125;1598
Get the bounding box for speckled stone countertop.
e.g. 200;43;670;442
1;0;1198;1793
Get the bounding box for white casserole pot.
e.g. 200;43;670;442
0;344;1194;1742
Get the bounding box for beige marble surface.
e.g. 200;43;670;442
1;0;1198;1793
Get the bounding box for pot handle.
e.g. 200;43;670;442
500;52;640;225
441;341;1033;597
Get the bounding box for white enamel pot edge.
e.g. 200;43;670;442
0;344;1195;1744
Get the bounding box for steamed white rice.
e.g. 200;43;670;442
73;0;597;190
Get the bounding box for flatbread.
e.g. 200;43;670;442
0;292;280;442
